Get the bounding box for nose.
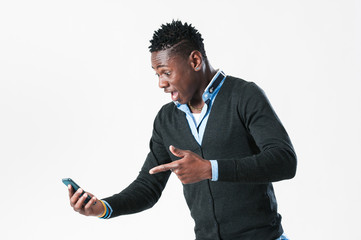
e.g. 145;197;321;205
158;77;169;89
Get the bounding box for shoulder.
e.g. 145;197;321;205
223;75;265;100
157;102;177;116
153;102;180;125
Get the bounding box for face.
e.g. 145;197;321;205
151;49;201;104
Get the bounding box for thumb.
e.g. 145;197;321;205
169;145;185;158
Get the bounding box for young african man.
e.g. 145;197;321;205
68;20;296;240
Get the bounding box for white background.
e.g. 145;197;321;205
1;0;360;239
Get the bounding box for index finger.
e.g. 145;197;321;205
149;162;179;174
68;185;75;198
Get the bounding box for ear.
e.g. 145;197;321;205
189;50;203;71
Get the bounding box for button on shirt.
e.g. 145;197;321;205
175;70;226;181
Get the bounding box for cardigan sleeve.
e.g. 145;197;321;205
102;110;171;217
217;82;297;183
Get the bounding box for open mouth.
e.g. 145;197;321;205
171;91;179;101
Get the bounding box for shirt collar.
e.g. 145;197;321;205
202;70;226;104
174;69;226;107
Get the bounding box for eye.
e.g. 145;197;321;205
164;71;171;76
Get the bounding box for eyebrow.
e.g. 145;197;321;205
152;64;168;69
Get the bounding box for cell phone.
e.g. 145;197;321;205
62;178;92;204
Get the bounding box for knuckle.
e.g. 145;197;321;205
185;179;192;184
182;156;190;162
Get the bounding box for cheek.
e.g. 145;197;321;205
177;80;192;94
176;72;192;91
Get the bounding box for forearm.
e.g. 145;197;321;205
217;146;297;183
102;170;170;218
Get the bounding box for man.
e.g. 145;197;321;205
68;20;296;240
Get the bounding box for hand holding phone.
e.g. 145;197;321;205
63;178;104;217
62;178;92;204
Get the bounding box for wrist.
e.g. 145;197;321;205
204;160;212;180
97;200;113;219
97;200;107;218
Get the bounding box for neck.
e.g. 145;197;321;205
188;102;203;113
189;60;217;110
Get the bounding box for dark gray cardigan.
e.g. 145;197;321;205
103;76;297;240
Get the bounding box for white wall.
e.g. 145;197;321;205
0;0;360;239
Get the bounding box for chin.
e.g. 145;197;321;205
177;98;189;105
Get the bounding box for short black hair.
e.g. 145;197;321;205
149;20;207;59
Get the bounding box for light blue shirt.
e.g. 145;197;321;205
175;70;226;181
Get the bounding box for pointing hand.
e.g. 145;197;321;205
149;145;212;184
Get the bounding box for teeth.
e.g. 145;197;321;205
171;91;179;101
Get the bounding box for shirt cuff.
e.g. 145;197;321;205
210;160;219;181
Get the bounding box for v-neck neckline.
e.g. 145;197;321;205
177;77;229;149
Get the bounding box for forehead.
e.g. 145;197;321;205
151;49;186;69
